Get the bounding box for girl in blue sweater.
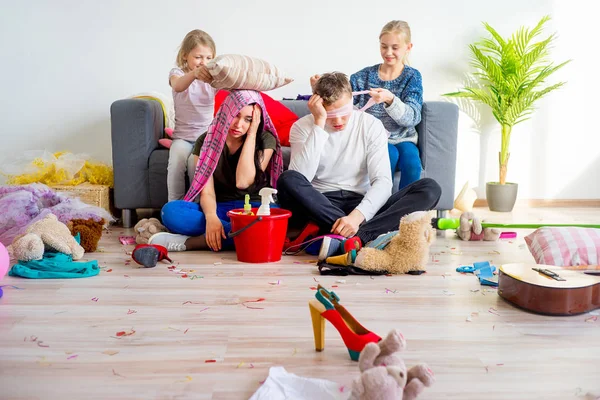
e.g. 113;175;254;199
350;20;423;190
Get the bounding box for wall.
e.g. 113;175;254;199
0;0;596;199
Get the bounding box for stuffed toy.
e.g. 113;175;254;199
67;218;105;252
350;329;435;400
9;214;85;261
134;218;168;244
353;211;434;274
457;212;500;241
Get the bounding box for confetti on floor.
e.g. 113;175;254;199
112;368;126;378
91;297;99;302
127;309;137;315
37;357;52;367
0;285;24;290
336;279;346;284
116;329;136;337
309;286;317;290
67;355;78;360
466;316;472;322
205;359;217;363
102;350;119;356
443;290;455;296
385;288;397;294
237;362;245;368
488;307;501;316
585;316;597;323
268;280;281;285
37;341;49;348
241;298;266;309
106;269;113;273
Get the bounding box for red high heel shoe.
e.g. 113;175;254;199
309;285;381;361
284;222;320;250
132;244;172;268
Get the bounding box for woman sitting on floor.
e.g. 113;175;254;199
148;90;284;252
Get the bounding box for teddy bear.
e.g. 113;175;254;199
67;218;105;252
134;217;168;244
456;211;500;241
9;214;85;261
350;329;435;400
354;211;434;274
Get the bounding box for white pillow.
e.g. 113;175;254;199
207;54;293;91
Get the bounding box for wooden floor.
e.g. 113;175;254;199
1;207;600;400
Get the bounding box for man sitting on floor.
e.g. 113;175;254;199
277;72;442;260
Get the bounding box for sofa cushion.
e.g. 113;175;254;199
207;54;293;92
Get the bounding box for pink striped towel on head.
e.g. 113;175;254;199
183;90;284;202
525;227;600;266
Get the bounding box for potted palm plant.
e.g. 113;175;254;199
445;16;570;212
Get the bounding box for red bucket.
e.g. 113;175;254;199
227;208;292;263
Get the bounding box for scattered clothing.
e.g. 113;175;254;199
249;366;350;400
9;252;99;279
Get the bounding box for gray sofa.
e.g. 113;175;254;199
110;98;458;227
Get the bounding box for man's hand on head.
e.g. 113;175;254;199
331;210;365;238
308;94;327;129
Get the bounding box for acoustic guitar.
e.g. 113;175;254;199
498;263;600;316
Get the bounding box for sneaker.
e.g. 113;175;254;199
318;236;343;261
148;232;189;252
318;236;363;261
365;230;398;250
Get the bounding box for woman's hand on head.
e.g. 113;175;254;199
308;94;327;128
205;214;226;251
195;65;213;83
368;88;394;105
248;104;262;137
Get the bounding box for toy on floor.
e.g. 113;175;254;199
67;218;105;252
353;211;434;274
456;212;500;241
134;218;168;244
350;329;435;400
132;244;172;268
9;214;84;262
457;261;498;286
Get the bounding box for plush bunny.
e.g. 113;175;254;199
456;211;500;241
350;329;435;400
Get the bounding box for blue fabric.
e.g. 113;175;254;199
350;64;423;143
9;252;99;279
388;141;422;189
161;200;279;249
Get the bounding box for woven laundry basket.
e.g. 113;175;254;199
51;183;112;213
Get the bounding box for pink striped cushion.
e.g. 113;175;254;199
207;54;293;91
525;227;600;266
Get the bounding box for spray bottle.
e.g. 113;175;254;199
243;194;254;215
257;188;277;216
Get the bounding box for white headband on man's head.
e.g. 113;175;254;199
325;90;377;118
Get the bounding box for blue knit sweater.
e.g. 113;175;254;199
350;64;423;144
